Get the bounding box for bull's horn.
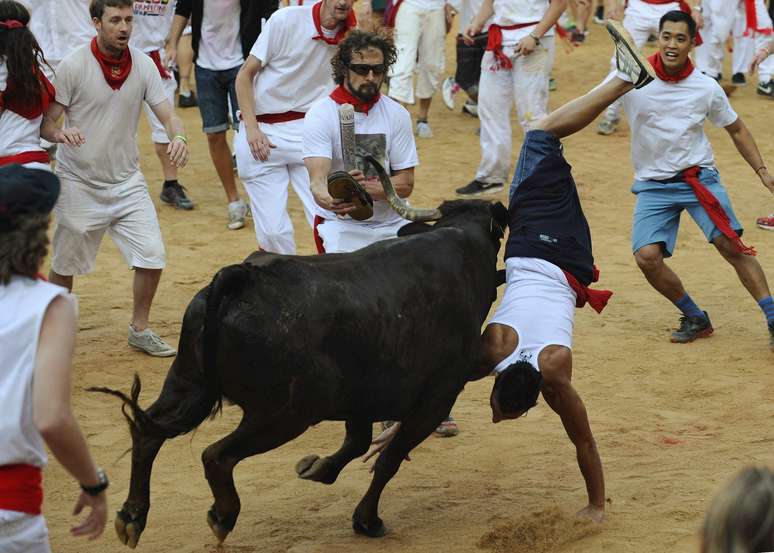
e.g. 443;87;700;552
364;154;442;222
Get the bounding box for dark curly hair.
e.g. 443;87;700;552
493;360;543;414
0;213;50;284
331;30;397;85
0;0;51;111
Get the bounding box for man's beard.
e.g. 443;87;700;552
346;76;379;102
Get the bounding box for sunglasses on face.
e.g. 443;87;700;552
348;63;386;77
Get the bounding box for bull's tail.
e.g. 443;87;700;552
202;263;252;419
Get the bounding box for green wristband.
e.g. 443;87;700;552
173;134;188;144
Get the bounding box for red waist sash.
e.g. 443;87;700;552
0;464;43;515
486;21;540;70
0;151;50;167
255;111;306;124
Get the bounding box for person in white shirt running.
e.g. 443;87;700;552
0;165;108;553
47;0;189;357
234;0;356;254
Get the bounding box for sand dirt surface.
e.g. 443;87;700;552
45;20;773;553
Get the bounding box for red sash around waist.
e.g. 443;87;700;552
255;111;306;124
0;151;50;167
486;21;540;70
562;267;612;314
0;464;43;515
148;50;171;79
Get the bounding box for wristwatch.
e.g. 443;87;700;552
692;5;703;13
80;468;109;496
529;32;541;45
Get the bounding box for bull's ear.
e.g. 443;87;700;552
398;221;433;236
491;202;508;227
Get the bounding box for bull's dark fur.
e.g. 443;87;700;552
96;199;508;548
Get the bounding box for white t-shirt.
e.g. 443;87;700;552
0;277;71;468
621;70;738;181
404;0;446;11
0;61;48;159
50;0;95;64
196;0;244;70
54;44;169;187
303;95;419;227
131;0;177;53
493;0;553;44
250;5;341;115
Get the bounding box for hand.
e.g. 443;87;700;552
246;124;276;161
55;127;86;147
163;46;177;69
462;23;481;46
444;3;456;34
311;183;357;215
692;9;704;30
576;504;605;524
751;47;771;74
607;6;623;21
361;423;409;472
166;137;189;168
759;169;774;194
71;491;108;540
514;34;538;56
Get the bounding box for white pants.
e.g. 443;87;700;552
388;2;446;105
475;38;554;184
732;8;756;75
0;510;51;553
315;217;407;253
604;0;681;122
694;0;742;78
143;70;178;144
51;171;166;275
235;119;322;255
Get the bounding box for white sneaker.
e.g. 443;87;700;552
128;326;177;357
416;120;433;138
441;77;456;110
462;100;478;118
606;20;655;89
596;116;619;135
228;199;248;230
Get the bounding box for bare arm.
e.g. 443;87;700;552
164;14;188;66
235;56;277;161
306;156;357;215
604;0;622;20
751;40;773;73
40;102;85;146
463;0;494;42
514;0;567;56
725;118;774;194
357;166;414;201
149;99;189;167
34;295;107;540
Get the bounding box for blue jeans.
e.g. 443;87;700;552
194;64;241;134
510;130;563;202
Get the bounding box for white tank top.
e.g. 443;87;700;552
0;276;70;468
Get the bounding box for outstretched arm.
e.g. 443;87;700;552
724;118;774;194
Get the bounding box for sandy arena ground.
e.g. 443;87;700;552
43;20;774;553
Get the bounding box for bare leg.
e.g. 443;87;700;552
713;235;772;301
176;34;194;97
48;271;73;292
417;97;432;121
206;131;239;203
535;77;634;139
132;268;162;331
154;142;177;181
634;244;687;303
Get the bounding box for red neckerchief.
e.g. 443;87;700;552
329;84;379;115
562;267;612;314
744;0;774;36
648;52;694;82
682;167;756;255
90;37;132;90
148;50;171;79
312;1;356;45
0;70;55;119
485;22;539;70
640;0;703;44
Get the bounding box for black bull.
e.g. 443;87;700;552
95;171;510;548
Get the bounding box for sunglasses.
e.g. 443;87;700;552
348;63;386;77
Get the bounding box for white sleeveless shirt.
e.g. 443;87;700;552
0;276;71;468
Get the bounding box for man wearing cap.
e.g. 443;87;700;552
46;0;189;357
0;165;108;552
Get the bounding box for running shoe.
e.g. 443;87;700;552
606;20;655;89
160;182;194;210
596;116;619;135
670;311;713;343
549;77;557;91
177;91;198;108
441;76;456;110
434;416;459;437
731;72;747;86
128;326;177;357
462;100;478;117
757;79;774;97
756;213;774;230
593;5;605;25
416;120;433;138
456;179;503;196
228;199;248;230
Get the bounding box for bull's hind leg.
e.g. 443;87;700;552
352;396;457;537
203;413;311;543
296;419;372;485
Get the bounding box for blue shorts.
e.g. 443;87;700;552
631;168;743;257
510;129;562;201
194;64;241;134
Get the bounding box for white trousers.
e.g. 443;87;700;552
604;0;681;122
235;119;322;255
315;218;407;253
388;2;446;105
694;0;742;78
0;510;51;553
143;70;178;144
475;38;554;184
732;8;756;75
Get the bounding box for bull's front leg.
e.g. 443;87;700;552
296;419;372;485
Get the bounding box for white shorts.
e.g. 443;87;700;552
143;72;178;144
51;172;166;275
0;510;50;553
489;257;576;372
315;217;408;253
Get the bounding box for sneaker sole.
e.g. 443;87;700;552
434;427;459;437
456;186;503;197
606;20;656;88
160;197;195;210
757;223;774;231
228;220;246;230
670;327;714;343
129;343;177;357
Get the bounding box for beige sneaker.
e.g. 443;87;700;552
128;326;177;357
606;20;655;89
228;199;248;230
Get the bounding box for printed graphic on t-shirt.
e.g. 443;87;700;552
133;0;171;16
354;133;387;176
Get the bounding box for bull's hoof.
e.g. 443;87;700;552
295;454;338;485
115;508;145;549
207;507;233;544
352;516;387;538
